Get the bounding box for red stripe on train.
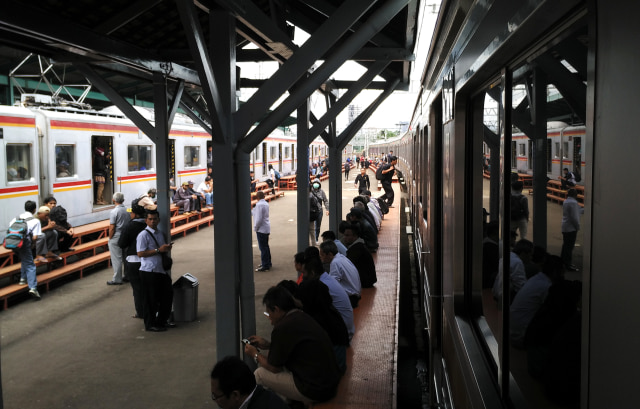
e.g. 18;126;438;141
117;173;157;182
52;180;92;188
0;115;35;125
0;185;39;194
50;120;138;133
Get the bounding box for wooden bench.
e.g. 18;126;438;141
279;175;297;190
0;247;15;269
170;215;214;238
70;220;110;247
251;182;284;206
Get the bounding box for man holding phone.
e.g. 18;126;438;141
136;210;174;332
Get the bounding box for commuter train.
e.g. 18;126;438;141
374;1;635;408
0;99;327;237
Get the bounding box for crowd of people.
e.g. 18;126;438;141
242;164;393;407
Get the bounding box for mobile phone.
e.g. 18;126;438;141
242;338;251;345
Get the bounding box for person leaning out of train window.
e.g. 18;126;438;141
138;188;157;211
559;167;576;190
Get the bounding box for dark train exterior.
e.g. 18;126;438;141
375;1;638;408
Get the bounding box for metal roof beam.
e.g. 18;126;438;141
0;2;200;85
234;0;378;140
95;0;164;35
337;78;400;151
536;53;586;123
76;63;156;141
168;80;185;128
309;61;390;140
175;0;226;142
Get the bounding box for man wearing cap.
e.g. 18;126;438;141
186;180;203;213
174;181;194;215
107;192;130;285
138;188;157;211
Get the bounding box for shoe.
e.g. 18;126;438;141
146;326;167;332
35;256;48;263
566;264;579;272
183;211;191;216
29;288;41;299
19;278;27;285
163;322;177;328
256;266;270;272
106;281;123;286
46;254;63;261
122;277;130;283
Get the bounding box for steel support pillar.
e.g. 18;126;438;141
531;68;548;247
152;73;171;239
297;99;310;252
328;144;342;232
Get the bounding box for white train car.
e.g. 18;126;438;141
1;102;328;239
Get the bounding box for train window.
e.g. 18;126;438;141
128;145;152;171
183;146;200;168
284;146;290;158
55;145;75;178
562;142;569;159
6;144;32;182
555;142;560;158
269;146;276;160
518;143;525;157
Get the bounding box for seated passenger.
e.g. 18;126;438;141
197;176;214;207
352;200;379;233
319;241;362;308
282;274;350;374
186;181;202;213
45;196;74;252
210;355;288;409
56;161;71;178
354;195;380;231
320;230;347;256
362;190;384;220
34;206;60;262
138;188;157;211
300;251;355;342
341;222;377;288
493;239;534;302
345;209;378;252
173;182;193;215
244;286;341;406
510;254;561;348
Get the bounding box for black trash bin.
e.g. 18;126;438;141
172;273;198;322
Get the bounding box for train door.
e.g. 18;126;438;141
170;139;176;178
291;143;295;172
261;142;267;175
572;136;582;181
91;135;113;207
278;143;283;171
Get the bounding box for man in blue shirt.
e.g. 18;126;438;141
107;192;130;285
136;210;173;332
253;191;272;272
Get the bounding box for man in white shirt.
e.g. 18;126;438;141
11;200;43;299
197;176;214;207
319;241;361;308
253;191;271;272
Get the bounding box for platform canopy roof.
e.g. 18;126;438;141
0;0;420;126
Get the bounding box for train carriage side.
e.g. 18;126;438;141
172;126;208;188
0;106;40;240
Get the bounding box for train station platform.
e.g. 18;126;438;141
0;169;406;408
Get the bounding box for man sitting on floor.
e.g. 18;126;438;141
319;240;362;308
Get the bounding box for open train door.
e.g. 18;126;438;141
91;135;113;207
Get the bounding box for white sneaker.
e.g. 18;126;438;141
29;288;41;299
19;278;27;285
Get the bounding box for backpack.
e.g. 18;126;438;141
3;216;34;251
375;165;385;180
377;198;389;215
309;193;321;221
574;172;581;183
273;169;281;180
510;194;527;221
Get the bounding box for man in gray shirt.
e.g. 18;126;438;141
107;192;130;285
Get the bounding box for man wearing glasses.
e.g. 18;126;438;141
210;355;287;408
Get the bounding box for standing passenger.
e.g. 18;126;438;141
510;180;529;241
253;191;272;272
136;210;174;332
107;192;130;285
379;156;397;207
11;201;42;299
561;189;582;271
118;201;147;319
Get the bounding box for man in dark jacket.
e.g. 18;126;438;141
117;202;147;318
210;355;288;409
341;223;377;288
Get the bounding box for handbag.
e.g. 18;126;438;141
145;230;173;271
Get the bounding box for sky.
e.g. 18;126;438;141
238;1;441;132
